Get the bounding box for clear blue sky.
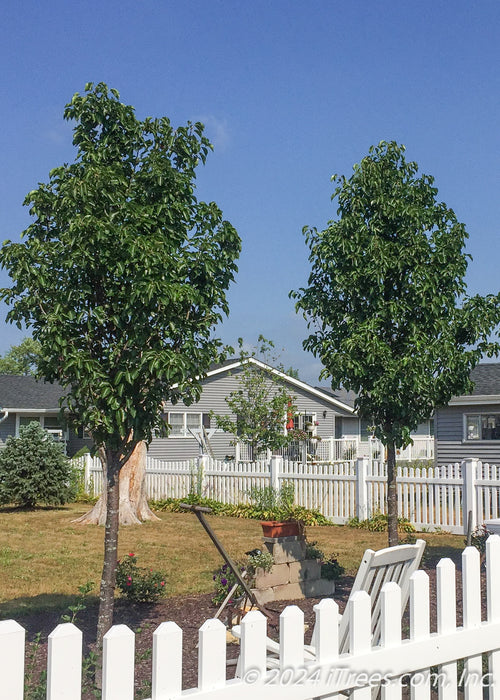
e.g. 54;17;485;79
1;1;499;384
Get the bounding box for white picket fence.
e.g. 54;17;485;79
3;536;500;699
73;454;500;534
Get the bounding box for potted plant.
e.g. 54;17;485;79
248;483;304;538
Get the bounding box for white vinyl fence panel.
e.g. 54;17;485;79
72;453;500;534
3;536;500;699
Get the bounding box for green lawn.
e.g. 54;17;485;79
0;503;465;618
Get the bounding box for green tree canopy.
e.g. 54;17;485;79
0;82;241;641
0;337;41;375
214;337;297;458
292;141;500;544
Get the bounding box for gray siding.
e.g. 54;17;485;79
0;413;16;447
66;431;94;458
148;367;351;461
436;404;500;465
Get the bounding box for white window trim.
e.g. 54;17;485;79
463;412;500;442
293;412;317;436
166;412;203;438
15;413;68;441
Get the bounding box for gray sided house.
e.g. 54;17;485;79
0;375;91;456
435;363;500;466
149;358;355;461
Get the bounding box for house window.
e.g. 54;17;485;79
19;416;41;429
292;413;317;435
167;412;204;437
17;415;65;441
465;414;500;441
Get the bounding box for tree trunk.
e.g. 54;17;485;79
96;448;120;648
386;440;399;546
73;441;160;525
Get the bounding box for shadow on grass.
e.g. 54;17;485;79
0;593;99;624
0;504;75;514
421;540;465;569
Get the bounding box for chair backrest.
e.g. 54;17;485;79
337;538;426;653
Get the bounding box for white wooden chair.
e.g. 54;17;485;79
232;538;426;668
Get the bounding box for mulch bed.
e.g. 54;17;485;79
17;547;478;699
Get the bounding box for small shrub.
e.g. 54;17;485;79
347;511;415;533
468;524;492;554
304;540;345;580
246;549;273;575
305;540;325;560
321;555;345;581
116;553;167;603
0;422;75;508
150;493;332;525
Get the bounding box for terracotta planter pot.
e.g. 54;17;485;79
259;520;300;538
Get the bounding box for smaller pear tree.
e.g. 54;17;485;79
214;337;297;459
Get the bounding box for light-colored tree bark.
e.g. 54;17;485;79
74;441;160;525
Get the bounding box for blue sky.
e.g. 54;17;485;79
1;1;499;384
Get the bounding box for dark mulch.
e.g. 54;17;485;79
16;547;480;700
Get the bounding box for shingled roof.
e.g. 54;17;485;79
468;363;500;396
0;375;66;410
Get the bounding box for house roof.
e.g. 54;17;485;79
449;363;500;405
314;386;358;410
0;359;357;415
0;375;66;411
206;357;355;414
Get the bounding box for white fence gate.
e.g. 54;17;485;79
73;453;500;534
2;536;500;699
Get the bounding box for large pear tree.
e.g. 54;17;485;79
292;141;500;546
0;83;241;643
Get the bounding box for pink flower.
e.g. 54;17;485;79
127;576;132;581
128;552;134;557
126;581;131;586
160;581;165;586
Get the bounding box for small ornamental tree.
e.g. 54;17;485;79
0;422;74;508
214;337;297;458
0;83;241;644
292;142;500;546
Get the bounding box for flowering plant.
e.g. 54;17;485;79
212;562;245;605
116;553;167;603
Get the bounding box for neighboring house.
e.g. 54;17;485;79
435;363;500;465
150;358;355;461
0;375;91;456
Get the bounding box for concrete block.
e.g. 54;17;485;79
251;587;275;606
289;559;322;583
303;578;336;598
272;582;305;601
254;563;290;588
263;538;307;564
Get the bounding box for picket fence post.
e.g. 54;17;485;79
0;620;25;699
356;457;369;520
462;458;479;535
270;455;282;491
47;623;82;699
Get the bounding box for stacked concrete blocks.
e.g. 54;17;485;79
251;535;335;605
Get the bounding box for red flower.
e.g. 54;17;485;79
128;552;134;557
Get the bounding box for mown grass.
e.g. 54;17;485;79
0;503;465;619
